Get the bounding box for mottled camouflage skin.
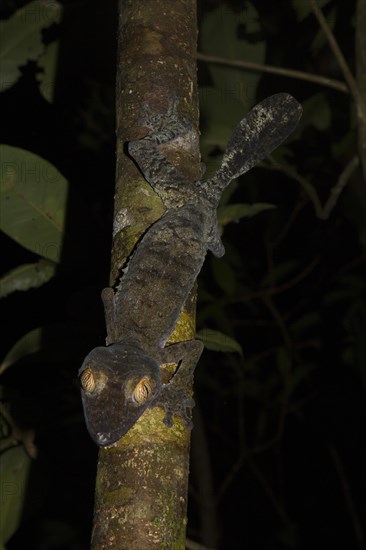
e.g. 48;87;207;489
79;93;302;447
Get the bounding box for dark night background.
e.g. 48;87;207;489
1;1;365;549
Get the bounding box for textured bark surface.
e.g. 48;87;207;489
90;1;199;548
111;0;200;285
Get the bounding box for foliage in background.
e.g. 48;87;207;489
0;0;365;549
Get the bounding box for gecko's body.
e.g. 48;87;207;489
79;93;302;446
113;200;214;350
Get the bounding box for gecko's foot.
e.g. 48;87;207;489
156;385;195;430
153;339;202;429
162;396;195;430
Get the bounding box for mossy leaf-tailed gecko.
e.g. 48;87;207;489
79;93;302;447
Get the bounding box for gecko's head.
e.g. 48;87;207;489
79;342;161;447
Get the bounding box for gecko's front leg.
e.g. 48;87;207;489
156;339;204;429
128;99;196;208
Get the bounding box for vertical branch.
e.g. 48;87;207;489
90;1;200;549
322;155;360;219
328;444;365;548
356;0;366;180
309;0;364;116
310;0;366;181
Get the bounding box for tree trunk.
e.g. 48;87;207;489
90;1;200;548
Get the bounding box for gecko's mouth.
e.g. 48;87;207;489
95;431;119;447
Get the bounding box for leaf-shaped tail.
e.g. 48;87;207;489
205;93;302;202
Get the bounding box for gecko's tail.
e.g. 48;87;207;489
206;93;302;201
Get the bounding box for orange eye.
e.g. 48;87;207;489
80;367;96;393
132;377;153;404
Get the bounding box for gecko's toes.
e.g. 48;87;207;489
160;396;195;430
162;412;174;428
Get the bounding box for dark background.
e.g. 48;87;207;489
1;1;365;549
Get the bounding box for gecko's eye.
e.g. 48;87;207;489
132;376;154;404
80;367;96;393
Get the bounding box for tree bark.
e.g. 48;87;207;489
90;1;200;549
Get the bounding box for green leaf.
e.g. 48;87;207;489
197;329;243;355
200;4;266;112
217;202;275;226
219;179;239;207
0;259;56;298
199;0;266;172
0;327;43;375
261;260;300;287
199;86;245;178
211;256;237;296
0;145;68;262
288;363;317;394
290;312;320;335
0;446;32;546
331;127;357;163
311;7;337;53
323;289;355;305
36;40;59;103
291;93;331;138
0;0;62;92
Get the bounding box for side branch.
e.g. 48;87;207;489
197;52;348;94
309;0;366;122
